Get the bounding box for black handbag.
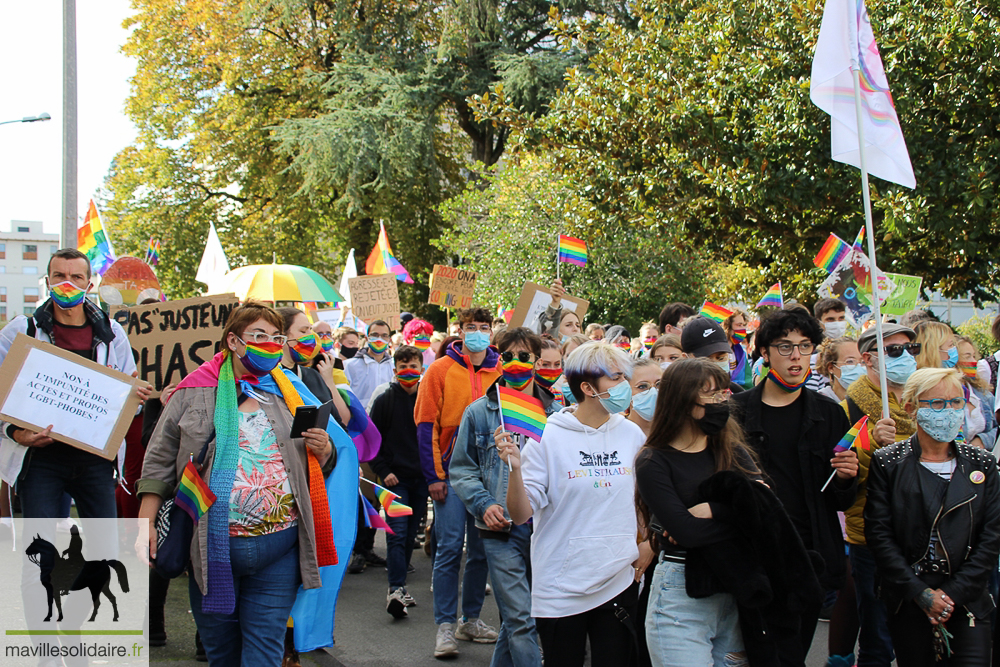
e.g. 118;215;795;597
153;430;213;579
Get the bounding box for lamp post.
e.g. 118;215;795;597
0;113;52;126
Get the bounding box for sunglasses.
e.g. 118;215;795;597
881;342;921;358
501;351;534;364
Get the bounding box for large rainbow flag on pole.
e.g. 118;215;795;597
498;385;547;442
557;235;588;267
365;221;413;284
77;199;116;277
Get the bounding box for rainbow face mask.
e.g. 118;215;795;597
731;328;747;344
49;280;88;310
502;359;535;390
369;338;390;355
534;367;563;391
615;339;632;350
412;335;431;352
643;337;657;351
396;368;421;389
288;332;319;364
237;338;284;377
958;360;979;379
317;333;335;354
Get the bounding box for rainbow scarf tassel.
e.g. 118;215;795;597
175;461;216;521
558;235;588;267
700;301;733;323
498;385;547;441
756;283;784;309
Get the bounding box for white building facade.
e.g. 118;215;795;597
0;220;60;322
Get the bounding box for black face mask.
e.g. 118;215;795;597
695;402;730;436
340;346;359;359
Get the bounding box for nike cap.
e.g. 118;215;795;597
681;317;732;358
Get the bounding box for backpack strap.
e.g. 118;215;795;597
25;318;36;339
987;354;999;391
846;396;866;425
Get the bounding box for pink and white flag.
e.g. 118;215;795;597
810;0;915;188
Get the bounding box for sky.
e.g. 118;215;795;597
0;0;136;241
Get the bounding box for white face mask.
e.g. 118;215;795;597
824;321;848;339
659;361;673;371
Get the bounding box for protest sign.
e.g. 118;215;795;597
314;307;366;331
99;256;163;306
110;294;239;395
818;251;895;326
0;334;140;460
509;281;589;333
428;265;477;309
881;274;923;317
347;275;400;330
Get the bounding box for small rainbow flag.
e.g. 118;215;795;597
853;227;865;253
497;306;514;323
174;462;216;522
756;283;784;309
834;416;870;453
498;385;547;442
370;480;413;518
365;221;413;283
813;234;852;273
77;199;116;277
558;235;587;267
146;238;161;267
360;493;394;534
700;301;733;323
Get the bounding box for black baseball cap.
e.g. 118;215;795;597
681;317;731;357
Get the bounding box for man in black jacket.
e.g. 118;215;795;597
732;307;858;666
369;345;427;618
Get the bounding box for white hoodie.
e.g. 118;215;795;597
522;408;645;618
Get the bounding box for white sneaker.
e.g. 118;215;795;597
434;622;459;658
402;590;417;607
455;617;498;644
386;587;407;619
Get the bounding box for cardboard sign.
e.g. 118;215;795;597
509;281;590;333
0;334;141;460
110;294;239;394
314;307;366;332
428;265;477;309
99;256;163;306
818;251;895;326
881;274;923;317
347;275;400;330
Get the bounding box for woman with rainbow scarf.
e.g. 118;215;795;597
138;302;352;665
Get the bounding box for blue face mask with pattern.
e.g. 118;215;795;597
916;407;964;443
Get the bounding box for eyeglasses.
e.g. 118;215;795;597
501;351;534;364
882;343;921;358
837;361;860;370
239;332;288;346
918;398;967;411
699;389;732;404
770;342;815;356
316;332;334;341
368;333;391;341
463;324;492;334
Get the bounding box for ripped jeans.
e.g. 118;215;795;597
645;556;747;667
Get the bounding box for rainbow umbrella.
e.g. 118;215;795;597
216;264;344;303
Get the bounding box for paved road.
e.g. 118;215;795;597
151;531;833;666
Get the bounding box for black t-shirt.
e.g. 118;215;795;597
759;393;811;543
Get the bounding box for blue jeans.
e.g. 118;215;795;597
386;478;428;589
481;524;540;667
190;525;301;666
645;558;746;667
17;451;116;519
849;544;894;666
432;480;489;625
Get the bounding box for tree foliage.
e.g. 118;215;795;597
477;0;1000;304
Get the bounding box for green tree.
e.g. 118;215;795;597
477;0;1000;304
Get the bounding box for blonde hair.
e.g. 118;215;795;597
650;333;682;359
815;337;857;379
901;367;963;410
913;321;956;370
430;331;448;344
956;335;986;391
562;333;589;355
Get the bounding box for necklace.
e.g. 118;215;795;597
919;455;954;463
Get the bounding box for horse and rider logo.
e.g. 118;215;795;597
578;450;621;467
24;526;130;623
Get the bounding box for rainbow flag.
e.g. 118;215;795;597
497;306;514;323
174;461;216;522
360;493;394;534
365;221;413;284
853;227;866;253
756;283;784;309
813;234;852;273
498;385;547;442
370;480;413;518
834;416;870;453
146;238;161;267
700;301;733;323
77;199;116;277
558;235;587;267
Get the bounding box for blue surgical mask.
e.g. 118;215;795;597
463;331;490;354
943;346;958;368
916;407;964;443
593;380;633;415
560;333;570;344
631;387;658;421
837;363;865;389
883;351;917;385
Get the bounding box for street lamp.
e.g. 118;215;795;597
0;113;52;126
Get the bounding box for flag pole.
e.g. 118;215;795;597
852;64;890;420
498;401;512;472
555;235;560;283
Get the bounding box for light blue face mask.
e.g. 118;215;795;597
631;387;658;421
884;351;917;385
594;380;633;415
463;331;491;353
837;363;865;389
943;346;958;368
560;333;570;344
916;407;964;443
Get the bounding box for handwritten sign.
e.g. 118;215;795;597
508;281;589;332
347;275;400;330
0;335;140;460
110;294;239;394
818;251;896;326
428;265;477;309
881;274;923;317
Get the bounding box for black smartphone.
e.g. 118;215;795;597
290;401;334;438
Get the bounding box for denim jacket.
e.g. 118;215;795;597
450;379;559;532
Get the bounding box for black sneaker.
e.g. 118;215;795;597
195;631;207;662
364;550;387;567
347;552;366;574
